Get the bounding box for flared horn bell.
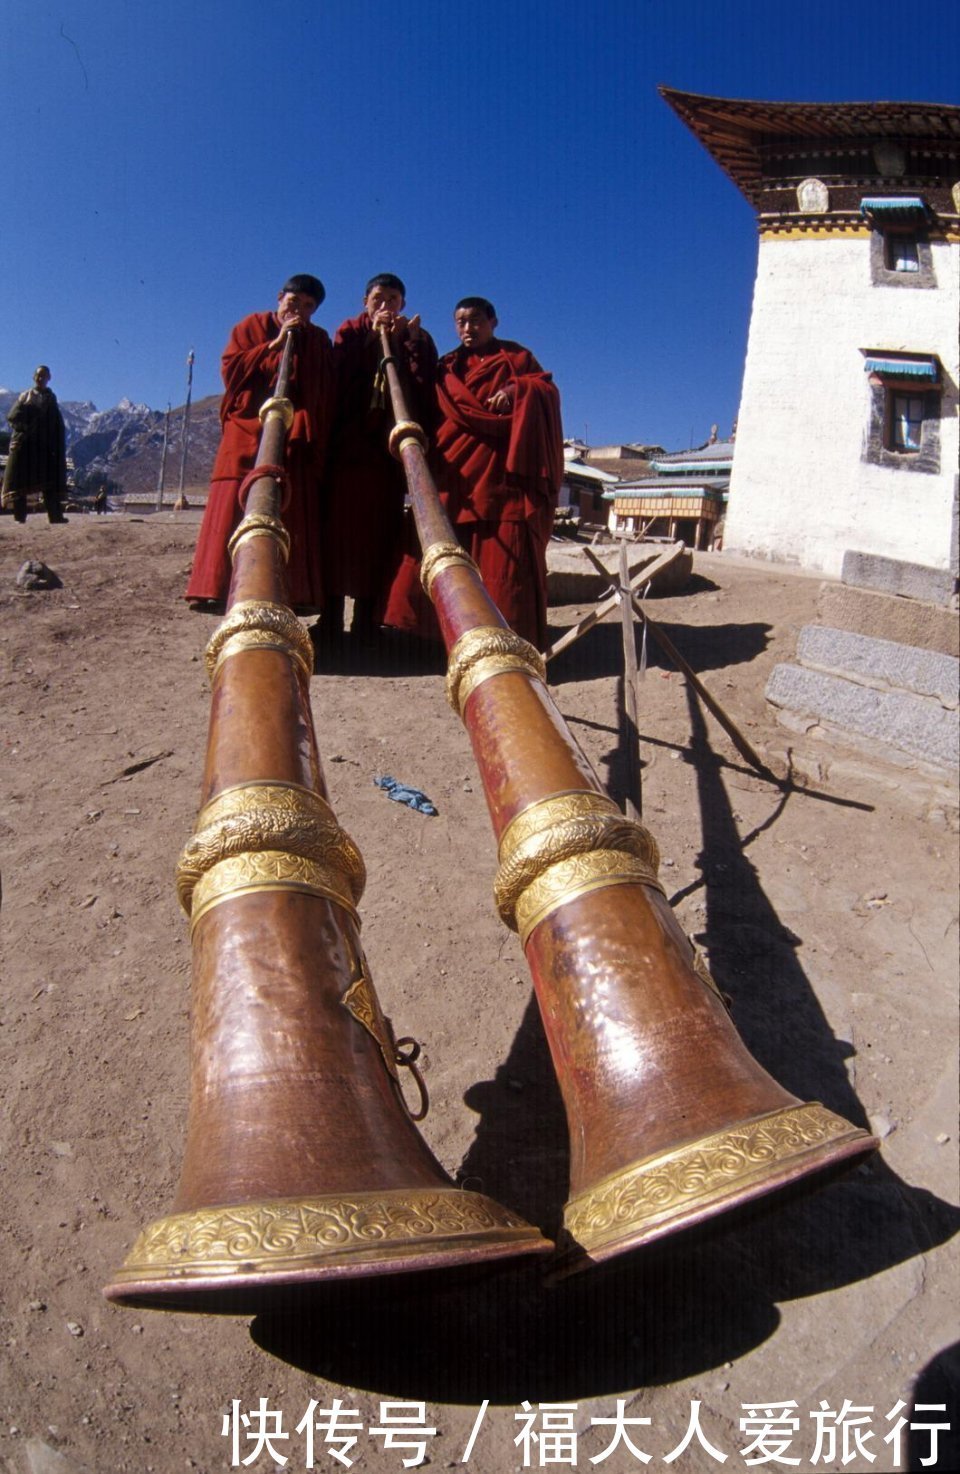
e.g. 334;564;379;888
491;803;877;1269
104;359;549;1313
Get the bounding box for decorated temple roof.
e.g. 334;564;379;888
659;89;960;207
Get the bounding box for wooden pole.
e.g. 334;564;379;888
155;403;171;512
174;350;194;512
618;540;643;820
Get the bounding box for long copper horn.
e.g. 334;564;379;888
103;332;550;1312
376;326;878;1273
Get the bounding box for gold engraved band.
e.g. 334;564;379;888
446;626;547;715
204;600;314;684
109;1188;543;1288
177;780;365;917
227;513;291;564
388;419;428;459
563;1103;876;1259
515;850;664;947
258;395;294;429
419;540;480;598
189;850;361;933
495;790;661;940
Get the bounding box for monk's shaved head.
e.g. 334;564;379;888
455;296;496;319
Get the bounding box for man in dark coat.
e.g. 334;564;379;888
2;365;68;524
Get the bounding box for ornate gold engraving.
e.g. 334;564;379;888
177;781;364;916
446;626;546;714
227;513;291;563
189;850;361;932
563;1104;874;1255
110;1189;540;1284
514;850;665;946
258;395;294;429
495;790;660;929
419;540;481;597
204;601;314;684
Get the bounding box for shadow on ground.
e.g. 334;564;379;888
547;617;771;685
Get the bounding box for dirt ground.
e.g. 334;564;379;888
1;513;957;1474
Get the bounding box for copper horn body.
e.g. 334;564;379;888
378;328;877;1272
104;335;549;1312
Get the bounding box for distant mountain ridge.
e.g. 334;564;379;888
0;386;220;495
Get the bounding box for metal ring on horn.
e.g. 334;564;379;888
419;540;481;597
388;420;428;459
258;395;294;429
204;600;314;684
445;626;547;715
228;512;291;563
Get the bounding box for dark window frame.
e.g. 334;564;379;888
863;374;942;473
869;226;937;288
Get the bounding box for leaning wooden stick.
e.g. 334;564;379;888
378;326;876;1272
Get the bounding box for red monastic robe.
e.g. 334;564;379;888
185;312;334;611
384;339;563;649
322;313;437;609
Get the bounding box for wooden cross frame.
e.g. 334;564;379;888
544;541;774;816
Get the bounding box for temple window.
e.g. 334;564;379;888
861;353;943;473
861;196;936;288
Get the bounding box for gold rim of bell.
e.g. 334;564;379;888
562;1102;877;1260
106;1188;547;1288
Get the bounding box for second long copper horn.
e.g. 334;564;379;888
103;333;550;1312
377;326;878;1273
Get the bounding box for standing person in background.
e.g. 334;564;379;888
385;297;563;650
2;365;68;524
185;273;333;614
317;273;437;648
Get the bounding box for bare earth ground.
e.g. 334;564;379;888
1;513;957;1474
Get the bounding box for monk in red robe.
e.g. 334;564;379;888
384;297;563;650
185;273;334;614
318;273;437;644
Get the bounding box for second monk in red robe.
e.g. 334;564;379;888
319;273;437;645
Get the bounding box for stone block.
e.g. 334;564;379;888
766;664;959;769
817;583;959;657
797;626;959;709
841;551;956;607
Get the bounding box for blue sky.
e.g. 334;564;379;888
2;0;957;449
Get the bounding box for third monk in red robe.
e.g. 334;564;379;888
384;297;563;649
185;274;334;614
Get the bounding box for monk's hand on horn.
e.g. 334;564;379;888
370;305;398;335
